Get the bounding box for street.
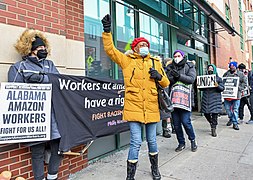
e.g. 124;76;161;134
70;111;253;180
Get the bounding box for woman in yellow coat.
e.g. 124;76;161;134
102;14;169;180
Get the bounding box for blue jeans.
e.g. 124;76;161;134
128;122;158;161
31;138;63;180
171;108;196;145
224;99;240;125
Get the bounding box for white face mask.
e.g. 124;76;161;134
139;47;149;57
174;57;183;64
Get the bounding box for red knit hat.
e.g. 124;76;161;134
131;37;150;50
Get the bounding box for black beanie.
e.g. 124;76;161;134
31;36;45;51
238;63;246;69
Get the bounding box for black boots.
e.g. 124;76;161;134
149;154;161;180
191;140;198;152
162;120;171;138
211;128;217;137
162;129;171;138
126;161;137;180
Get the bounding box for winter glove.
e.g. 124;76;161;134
21;70;45;83
170;69;180;79
101;14;111;33
149;68;162;81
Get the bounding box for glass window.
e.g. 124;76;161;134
139;0;169;16
225;4;230;24
84;0;112;78
200;13;208;38
174;0;193;30
139;12;170;58
177;33;192;47
194;6;200;35
115;1;135;79
195;40;207;53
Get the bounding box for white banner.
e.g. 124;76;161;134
0;83;52;144
222;77;239;99
197;74;216;88
245;11;253;41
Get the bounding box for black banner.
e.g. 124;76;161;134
48;74;129;152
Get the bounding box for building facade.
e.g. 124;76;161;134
0;0;251;179
208;0;253;74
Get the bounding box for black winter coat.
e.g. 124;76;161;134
200;75;224;114
166;58;196;108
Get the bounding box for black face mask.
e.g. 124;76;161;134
37;49;48;60
230;69;236;73
208;70;213;75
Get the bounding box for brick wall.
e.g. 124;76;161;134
0;0;84;41
210;0;251;70
0;144;88;180
0;0;86;179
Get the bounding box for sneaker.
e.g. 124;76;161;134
233;124;239;130
246;120;253;124
239;119;244;124
175;144;185;152
226;120;232;126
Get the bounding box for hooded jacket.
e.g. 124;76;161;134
8;29;60;142
102;32;170;124
200;64;225;114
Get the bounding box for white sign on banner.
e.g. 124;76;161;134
0;83;52;144
222;77;239;99
197;74;216;88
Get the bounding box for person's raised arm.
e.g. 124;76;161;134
101;14;131;69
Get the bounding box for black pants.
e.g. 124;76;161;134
239;96;253;120
204;113;218;128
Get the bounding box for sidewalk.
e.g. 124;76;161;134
69;112;253;180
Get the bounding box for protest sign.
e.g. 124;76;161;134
48;74;129;152
170;82;192;111
241;87;250;97
0;83;51;143
197;74;216;88
222;77;239;99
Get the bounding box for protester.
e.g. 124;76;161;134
237;63;253;124
200;64;224;137
166;50;197;152
8;29;63;180
101;14;170;180
223;61;247;130
247;69;253;124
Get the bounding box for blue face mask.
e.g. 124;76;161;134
139;47;149;57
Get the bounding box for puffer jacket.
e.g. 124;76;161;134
223;69;247;99
200;71;225;114
8;56;61;142
102;32;170;124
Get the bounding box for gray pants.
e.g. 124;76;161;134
31;138;63;180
